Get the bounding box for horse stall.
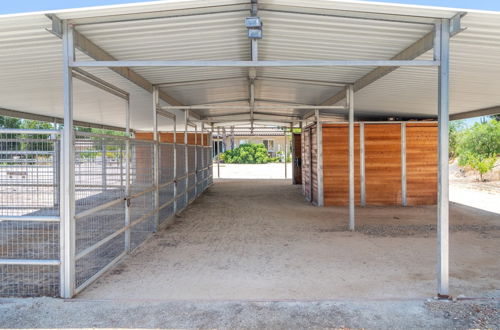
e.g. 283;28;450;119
302;122;438;207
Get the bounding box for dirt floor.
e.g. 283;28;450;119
1;297;498;328
213;162;292;179
75;179;500;301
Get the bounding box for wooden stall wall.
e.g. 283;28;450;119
406;123;438;205
301;127;312;202
364;124;402;205
310;125;319;205
293;133;302;185
135;132;209;145
322;124;360;206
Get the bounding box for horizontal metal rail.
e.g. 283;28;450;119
75;131;129;140
0;129;61;135
0;259;60;266
0;150;57;155
161;105;347;110
71;60;440;68
75;199;164;260
74;251;126;294
0;216;60;222
128;185;156;199
74;196;124;220
158;180;174;189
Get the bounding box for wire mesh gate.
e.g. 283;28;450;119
0;128;213;297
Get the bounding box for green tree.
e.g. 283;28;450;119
457;119;499;180
449;120;465;159
222;143;279;164
0;116;21;128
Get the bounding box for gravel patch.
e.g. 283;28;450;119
425;299;500;329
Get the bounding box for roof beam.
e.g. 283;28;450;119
0;107;127;132
67;3;250;25
450;106;500;120
48;15;183;106
70;60;438;68
320;14;464;106
259;5;458;25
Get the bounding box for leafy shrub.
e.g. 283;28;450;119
456;119;499;181
457;120;500;159
462;153;497;182
222;143;276;164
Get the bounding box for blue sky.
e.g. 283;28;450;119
1;0;500;15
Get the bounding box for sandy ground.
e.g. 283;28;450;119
214;162;292;179
449;159;500;214
75;179;500;301
1;179;499;328
215;162;500;214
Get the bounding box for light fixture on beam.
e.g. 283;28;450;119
248;29;262;39
245;16;262;28
245;16;262;39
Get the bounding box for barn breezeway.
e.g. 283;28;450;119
1;0;500;301
77;179;500;301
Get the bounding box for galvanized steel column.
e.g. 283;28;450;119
348;85;355;231
284;126;287;179
184;110;189;207
401;123;407;206
173;116;177;214
315;110;324;206
152;86;160;230
124;99;131;251
217;127;221;178
437;19;450;298
61;20;76;298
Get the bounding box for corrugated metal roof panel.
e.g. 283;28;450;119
0;0;498;128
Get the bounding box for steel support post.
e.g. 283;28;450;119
315;110;324;206
284;126;287;179
290;122;295;183
348;85;355;231
173;116;178;214
300;121;305;194
60;20;75;299
184;110;189;207
152;86;160;231
401;123;407;206
124;100;131;251
359;123;366;207
217;127;221;178
194;125;198;198
102;141;107;191
437;19;450;298
200;124;204;194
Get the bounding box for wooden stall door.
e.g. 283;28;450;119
302;128;312;201
364;124;402;205
293;133;302;185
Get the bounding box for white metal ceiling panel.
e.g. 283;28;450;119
0;0;499;128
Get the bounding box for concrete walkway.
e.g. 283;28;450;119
76;179;500;301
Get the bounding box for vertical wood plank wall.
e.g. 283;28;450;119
406;123;438;205
293;133;302;185
302;128;311;200
310;125;319;205
303;122;438;207
322;124;360;206
364;124;402;205
135;132;210;145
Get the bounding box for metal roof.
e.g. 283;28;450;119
0;0;499;130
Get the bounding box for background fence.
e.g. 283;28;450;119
0;129;61;297
0;128;213;297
